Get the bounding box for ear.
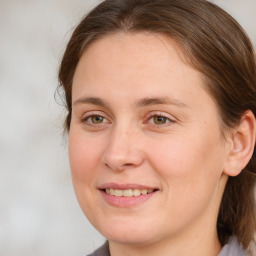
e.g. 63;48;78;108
223;110;256;177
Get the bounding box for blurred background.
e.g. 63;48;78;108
0;0;255;255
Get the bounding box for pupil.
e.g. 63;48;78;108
154;116;166;124
92;116;103;123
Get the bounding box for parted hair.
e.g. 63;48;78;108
58;0;256;249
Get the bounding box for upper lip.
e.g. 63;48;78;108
98;183;158;190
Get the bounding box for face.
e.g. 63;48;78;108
69;33;229;246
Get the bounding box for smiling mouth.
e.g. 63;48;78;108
100;185;159;207
103;188;157;197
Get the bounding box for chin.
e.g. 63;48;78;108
104;229;154;245
93;217;163;246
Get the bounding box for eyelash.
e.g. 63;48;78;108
81;112;175;128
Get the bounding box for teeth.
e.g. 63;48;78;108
123;189;133;197
133;189;141;196
114;189;123;197
105;188;154;197
141;189;147;195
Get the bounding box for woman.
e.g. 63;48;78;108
58;0;256;255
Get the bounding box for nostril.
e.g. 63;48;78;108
123;163;134;167
104;162;133;171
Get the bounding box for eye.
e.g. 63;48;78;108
151;115;170;125
88;115;106;124
144;112;176;128
81;113;109;126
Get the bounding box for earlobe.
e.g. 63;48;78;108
223;110;256;177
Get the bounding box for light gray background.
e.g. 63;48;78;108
0;1;255;255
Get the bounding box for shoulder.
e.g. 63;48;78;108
218;237;256;256
86;242;110;256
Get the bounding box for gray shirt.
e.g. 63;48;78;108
87;237;250;256
218;237;247;256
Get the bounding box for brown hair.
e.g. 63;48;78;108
58;0;256;249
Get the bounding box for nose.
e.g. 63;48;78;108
102;126;144;171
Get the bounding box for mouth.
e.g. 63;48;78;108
103;188;156;197
99;184;159;207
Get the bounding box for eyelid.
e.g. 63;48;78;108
81;110;108;118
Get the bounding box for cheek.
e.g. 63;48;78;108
68;130;107;224
68;131;104;183
146;133;225;229
146;129;225;195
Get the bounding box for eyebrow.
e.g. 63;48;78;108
135;97;188;108
72;96;188;108
73;97;107;107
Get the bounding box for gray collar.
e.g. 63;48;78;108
218;237;247;256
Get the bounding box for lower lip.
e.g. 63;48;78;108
100;190;157;207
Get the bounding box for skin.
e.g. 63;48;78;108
68;32;253;256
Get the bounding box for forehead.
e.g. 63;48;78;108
78;32;188;73
73;32;204;96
